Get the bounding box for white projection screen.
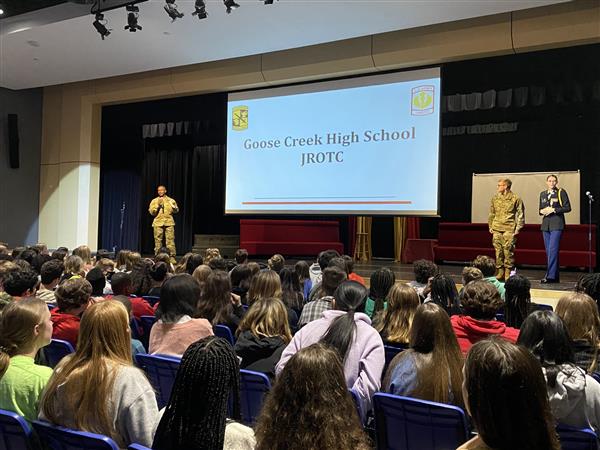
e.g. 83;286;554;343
471;171;581;225
225;67;441;215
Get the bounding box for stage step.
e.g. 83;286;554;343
192;234;240;259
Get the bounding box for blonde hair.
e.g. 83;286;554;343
95;258;116;274
73;245;92;265
373;283;420;344
64;255;84;276
247;270;282;304
0;298;49;378
192;264;212;289
40;301;134;440
204;248;221;264
237;297;292;342
127;252;141;272
555;292;600;372
267;254;285;272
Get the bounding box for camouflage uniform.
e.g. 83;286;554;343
149;195;179;259
488;191;525;280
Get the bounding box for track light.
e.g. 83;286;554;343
264;0;274;3
192;0;207;19
224;0;240;14
124;4;142;32
92;12;111;40
164;0;184;21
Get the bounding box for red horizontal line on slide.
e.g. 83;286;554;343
242;201;413;205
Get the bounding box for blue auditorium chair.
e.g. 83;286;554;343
214;324;235;346
31;420;119;450
557;423;598;450
45;339;75;368
135;353;181;409
239;369;271;425
0;408;32;450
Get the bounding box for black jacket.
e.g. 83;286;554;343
539;188;571;231
234;331;287;380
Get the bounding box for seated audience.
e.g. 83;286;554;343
408;259;438;297
85;267;106;299
298;266;346;328
247;261;261;278
451;280;519;354
267;254;285;274
294;260;313;300
208;257;228;272
256;343;370;450
3;268;39;300
72;245;94;272
577;273;600;306
130;258;154;296
154;252;174;273
0;298;53;421
424;273;461;316
365;267;395;318
458;338;560;450
458;266;483;299
555;292;600;373
234;248;249;266
147;261;168;298
185;253;204;275
472;255;505;299
279;267;304;314
309;249;340;285
373;283;419;346
115;249;131;272
197;270;245;335
110;272;154;320
230;264;252;304
277;281;385;414
384;303;463;408
51;247;69;262
192;264;212;291
112;295;147;356
343;255;365;285
51;278;92;347
203;248;222;266
40;301;159;448
0;261;18;309
149;274;213;356
152;336;255;450
175;253;194;275
61;255;85;282
95;258;116;295
126;251;142;272
518;311;600;435
248;270;298;330
504;274;543;328
307;257;347;303
235;297;292;380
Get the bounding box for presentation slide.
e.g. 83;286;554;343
225;67;441;215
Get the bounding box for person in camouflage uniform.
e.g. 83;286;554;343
488;178;525;282
149;185;179;262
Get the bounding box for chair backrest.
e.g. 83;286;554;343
373;393;469;450
0;409;32;450
591;372;600;384
141;296;160;307
537;303;554;311
214;324;235;346
127;445;152;450
129;318;142;342
135;353;181;409
557;423;598;450
45;339;75;368
31;420;120;450
138;316;156;350
349;389;362;422
383;345;406;373
239;369;271;425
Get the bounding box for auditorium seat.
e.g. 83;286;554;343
239;369;271;425
32;420;120;450
557;423;597;450
45;339;75;368
214;324;235;346
0;408;32;450
135;353;181;409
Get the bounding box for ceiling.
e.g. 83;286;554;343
0;0;571;90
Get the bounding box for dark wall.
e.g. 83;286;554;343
0;87;42;247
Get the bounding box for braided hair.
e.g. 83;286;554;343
369;268;395;314
152;336;241;450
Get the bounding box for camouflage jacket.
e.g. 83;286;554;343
149;195;179;227
488;191;525;233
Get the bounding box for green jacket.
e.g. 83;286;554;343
488;191;525;233
149;195;179;227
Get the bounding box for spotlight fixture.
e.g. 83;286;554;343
192;0;207;19
264;0;274;4
124;4;142;32
163;0;184;21
92;12;111;40
0;7;4;16
223;0;240;14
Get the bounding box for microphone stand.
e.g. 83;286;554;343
587;193;594;273
119;201;126;253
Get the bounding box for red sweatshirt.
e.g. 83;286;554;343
451;315;519;354
50;309;81;348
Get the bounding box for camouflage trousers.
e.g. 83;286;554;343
153;225;176;258
492;230;516;270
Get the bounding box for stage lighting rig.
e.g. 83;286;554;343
192;0;208;19
124;4;142;32
164;0;184;21
224;0;240;14
92;12;111;39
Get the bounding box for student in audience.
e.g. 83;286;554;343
451;280;519;354
279;267;304;314
126;251;142;272
3;268;39;300
0;261;18;309
203;248;222;266
192;264;212;291
309;249;340;285
306;257;346;303
234;248;249;265
110;272;155;320
152;336;255;450
197;270;245;335
230;264;252;304
147;261;168;298
154;252;174;273
518;311;600;435
51;278;92;347
425;273;461;316
408;259;438;297
0;298;53;421
115;249;130;272
298;266;346;327
267;254;285;274
130;258;154;296
342;255;365;285
51;247;69;262
555;292;600;373
85;267;106;299
277;280;384;414
247;261;261;277
72;245;94;272
248;270;298;330
472;255;505;299
373;283;420;346
208;257;228;272
384;303;464;407
294;260;313;300
149;274;213;356
504;274;542;328
61;255;84;282
112;295;147;356
40;301;159;448
458;266;484;299
235;297;292;379
458;338;560;450
256;343;370;450
577;273;600;306
95;258;116;295
364;267;395;318
185;253;204;275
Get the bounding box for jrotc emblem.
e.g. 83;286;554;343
411;86;435;116
232;106;248;131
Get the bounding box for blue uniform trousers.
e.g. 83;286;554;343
543;230;562;280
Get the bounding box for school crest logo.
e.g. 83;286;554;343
232;105;248;131
411;86;435;116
